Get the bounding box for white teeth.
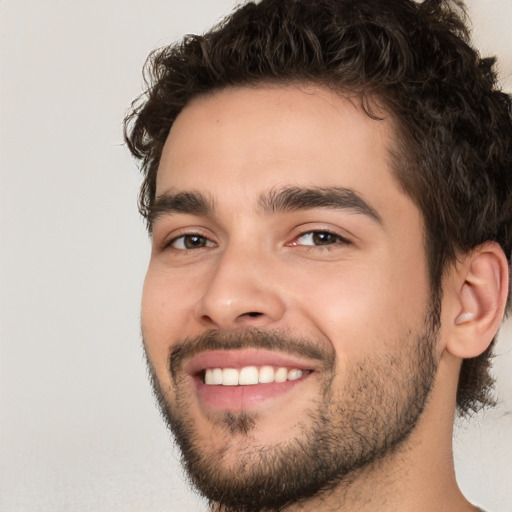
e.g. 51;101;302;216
203;366;308;386
222;368;239;386
239;366;259;385
287;369;303;381
204;368;224;385
259;365;275;384
211;368;223;385
275;367;288;382
204;369;214;385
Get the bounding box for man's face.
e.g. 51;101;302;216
142;85;438;510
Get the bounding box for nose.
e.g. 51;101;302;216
194;245;286;330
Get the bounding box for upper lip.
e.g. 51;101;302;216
183;348;319;377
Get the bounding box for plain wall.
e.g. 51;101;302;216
1;1;511;510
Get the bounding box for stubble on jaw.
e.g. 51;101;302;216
144;315;439;512
221;411;256;435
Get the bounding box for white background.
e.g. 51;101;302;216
1;1;511;511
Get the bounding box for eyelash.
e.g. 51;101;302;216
165;229;350;251
166;233;215;250
291;230;350;248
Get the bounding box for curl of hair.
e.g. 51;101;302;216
124;0;512;415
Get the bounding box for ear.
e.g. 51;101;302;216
445;242;509;359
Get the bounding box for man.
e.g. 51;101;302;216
124;0;512;510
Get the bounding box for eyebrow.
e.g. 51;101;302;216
147;191;214;230
258;186;382;224
148;185;382;230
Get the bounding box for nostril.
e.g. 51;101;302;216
246;312;262;318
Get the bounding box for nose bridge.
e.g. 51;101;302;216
195;238;285;329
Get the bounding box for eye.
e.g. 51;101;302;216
169;234;215;250
293;230;348;247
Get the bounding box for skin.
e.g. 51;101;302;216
141;84;494;511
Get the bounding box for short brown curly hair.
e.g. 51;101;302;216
124;0;512;415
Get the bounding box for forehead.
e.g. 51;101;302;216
156;85;402;215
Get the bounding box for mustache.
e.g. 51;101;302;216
169;329;336;378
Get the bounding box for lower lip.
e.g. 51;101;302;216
194;374;312;411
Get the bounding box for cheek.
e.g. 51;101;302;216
289;253;429;359
141;265;198;375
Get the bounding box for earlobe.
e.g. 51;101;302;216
447;242;509;359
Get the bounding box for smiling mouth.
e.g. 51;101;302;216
184;350;318;410
203;366;313;386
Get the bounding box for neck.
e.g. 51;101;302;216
214;355;479;511
213;354;481;512
213;423;476;512
278;354;476;512
282;420;467;511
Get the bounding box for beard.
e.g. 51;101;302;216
145;308;439;512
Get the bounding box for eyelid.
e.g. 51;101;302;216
288;226;353;247
171;234;215;250
160;227;217;251
298;231;348;245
